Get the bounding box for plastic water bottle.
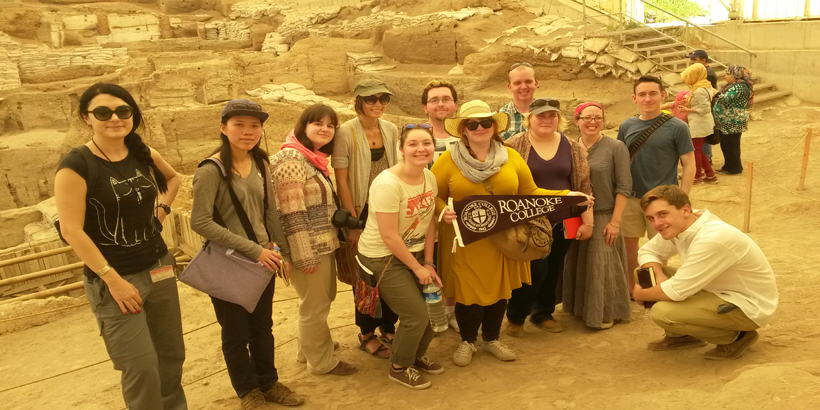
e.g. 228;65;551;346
423;283;449;332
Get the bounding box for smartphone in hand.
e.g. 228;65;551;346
634;267;657;308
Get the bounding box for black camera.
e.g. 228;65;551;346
332;208;366;230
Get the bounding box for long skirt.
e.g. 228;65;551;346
562;211;632;328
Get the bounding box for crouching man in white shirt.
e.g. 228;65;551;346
632;185;777;360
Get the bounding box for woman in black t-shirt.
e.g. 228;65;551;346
55;83;186;410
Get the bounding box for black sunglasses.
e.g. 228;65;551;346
90;105;133;121
464;118;495;131
362;94;391;105
404;123;433;130
530;98;560;110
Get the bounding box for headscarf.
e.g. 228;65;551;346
719;65;754;109
574;102;604;119
280;130;330;176
681;63;713;102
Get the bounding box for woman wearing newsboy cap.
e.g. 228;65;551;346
332;79;401;358
432;100;591;367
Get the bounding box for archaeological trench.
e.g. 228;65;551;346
0;0;752;304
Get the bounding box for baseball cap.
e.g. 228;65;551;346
354;79;392;97
221;99;269;123
686;50;710;61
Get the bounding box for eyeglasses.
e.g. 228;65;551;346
530;98;560;110
464;118;495;131
362;95;391;105
426;97;454;105
404;123;433;130
90;105;133;121
578;116;604;123
509;62;533;72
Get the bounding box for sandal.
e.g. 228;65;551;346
378;333;394;347
358;333;391;359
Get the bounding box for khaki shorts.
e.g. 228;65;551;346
622;197;658;239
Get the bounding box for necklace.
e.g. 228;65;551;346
91;138;149;204
580;134;602;151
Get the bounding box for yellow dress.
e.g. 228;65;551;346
432;147;568;306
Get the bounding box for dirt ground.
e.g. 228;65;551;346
2;103;820;410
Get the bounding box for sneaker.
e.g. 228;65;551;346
447;311;460;333
647;335;707;351
599;321;615;330
505;323;524;338
241;389;269;410
262;382;304;407
388;366;431;390
704;175;719;184
482;340;517;361
453;341;477;367
704;330;759;360
534;319;563;333
693;177;704;185
413;356;444;374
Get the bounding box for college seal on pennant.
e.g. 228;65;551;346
460;200;498;233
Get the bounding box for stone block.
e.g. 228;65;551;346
661;72;683;87
585;52;597;63
35;197;58;224
62;15;98;31
588;63;610;77
448;64;464;75
583;37;609;54
561;47;579;59
0;206;42;249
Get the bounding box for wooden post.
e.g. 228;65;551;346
0;246;72;268
799;128;812;190
743;161;754;233
0;262;84;287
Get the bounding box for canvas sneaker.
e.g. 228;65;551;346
413;356;444;374
453;341;477;367
389;366;431;390
482;340;517;361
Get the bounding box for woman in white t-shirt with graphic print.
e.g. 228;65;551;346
357;124;444;390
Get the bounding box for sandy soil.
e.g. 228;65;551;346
2;104;820;410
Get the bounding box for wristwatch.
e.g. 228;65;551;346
157;204;172;215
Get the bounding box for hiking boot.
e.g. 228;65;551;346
241;389;269;410
453;341;477;367
262;382;304;407
534;319;563;333
647;335;707;351
388;366;431;390
327;360;358;376
704;330;759;360
482;340;517;361
413;356;444;375
505;323;524;338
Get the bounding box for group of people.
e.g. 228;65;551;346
53;58;775;409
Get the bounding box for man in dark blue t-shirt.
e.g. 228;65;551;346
617;75;695;290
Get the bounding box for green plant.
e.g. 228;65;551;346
645;0;707;23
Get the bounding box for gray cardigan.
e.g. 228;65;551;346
330;117;399;214
190;158;290;261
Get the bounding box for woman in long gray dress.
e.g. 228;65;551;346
562;102;632;329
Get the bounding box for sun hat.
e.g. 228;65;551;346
354;79;393;97
443;100;510;138
221;99;269;123
529;98;561;116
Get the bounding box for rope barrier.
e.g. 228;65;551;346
0;287;355;393
758;131;808;168
753;168;820;202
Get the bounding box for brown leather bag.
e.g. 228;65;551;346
482;180;553;261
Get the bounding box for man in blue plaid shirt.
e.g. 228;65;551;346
499;62;539;140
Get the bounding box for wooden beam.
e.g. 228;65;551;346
0;282;84;305
0;246;73;268
0;262;84;287
799;128;812;190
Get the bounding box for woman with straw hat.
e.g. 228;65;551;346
433;100;591;367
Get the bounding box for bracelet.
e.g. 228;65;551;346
97;264;112;276
608;222;620;228
423;261;436;269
